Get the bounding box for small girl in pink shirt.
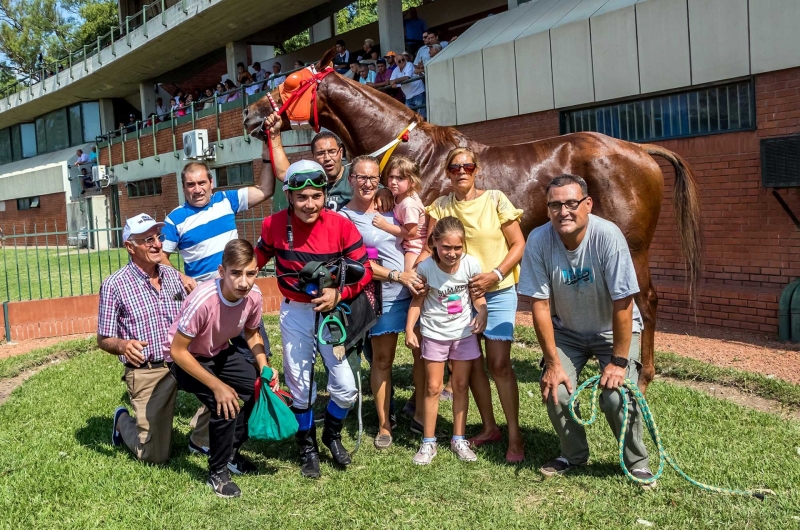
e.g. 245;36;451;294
372;156;428;272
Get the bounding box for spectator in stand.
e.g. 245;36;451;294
126;114;139;133
201;88;215;110
358;63;376;85
145;113;158;128
89;146;98;165
430;29;448;48
356;38;380;62
384;51;398;72
368;59;391;88
404;7;427;56
170;97;181;115
252;62;267;90
215;83;227;104
344;59;359;80
74;149;90;166
238;62;258;96
294;60;305;69
80;167;93;192
175;97;188;117
415;43;441;77
333;39;350;73
391;52;426;119
225;79;240;102
267;62;286;91
414;31;433;66
186;94;196;113
156;97;169;121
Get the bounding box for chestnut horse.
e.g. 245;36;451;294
243;49;703;393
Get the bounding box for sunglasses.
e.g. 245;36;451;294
285;170;327;190
447;163;477;175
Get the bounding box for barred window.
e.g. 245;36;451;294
216;163;254;187
560;80;754;141
127;178;162;198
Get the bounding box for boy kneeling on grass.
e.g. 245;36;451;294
167;239;277;498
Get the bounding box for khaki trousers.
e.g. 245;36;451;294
119;365;177;464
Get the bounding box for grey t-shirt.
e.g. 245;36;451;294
338;206;410;304
518;214;643;334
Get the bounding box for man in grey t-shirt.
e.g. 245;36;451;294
518;174;654;488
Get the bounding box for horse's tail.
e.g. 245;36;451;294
641;144;704;306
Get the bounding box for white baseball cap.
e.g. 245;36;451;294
123;213;165;242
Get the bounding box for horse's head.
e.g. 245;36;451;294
243;47;337;141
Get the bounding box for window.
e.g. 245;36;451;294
0;129;10;165
44;109;69;152
20;123;37;158
216;163;254;187
17;196;40;210
68;105;83;147
560;80;755;141
127;178;162;198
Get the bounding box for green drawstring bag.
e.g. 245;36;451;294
248;367;298;441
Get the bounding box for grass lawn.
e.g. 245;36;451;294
0;320;798;529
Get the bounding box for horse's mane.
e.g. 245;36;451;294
416;121;464;150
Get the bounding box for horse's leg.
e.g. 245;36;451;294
631;251;657;394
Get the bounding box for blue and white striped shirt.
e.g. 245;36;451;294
162;189;249;282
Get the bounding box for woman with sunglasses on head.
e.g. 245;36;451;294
419;147;527;463
255;160;373;480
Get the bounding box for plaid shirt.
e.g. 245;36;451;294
97;261;185;364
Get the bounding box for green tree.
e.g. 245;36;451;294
70;1;117;48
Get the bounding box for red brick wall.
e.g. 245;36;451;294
0;192;68;246
115;173;180;223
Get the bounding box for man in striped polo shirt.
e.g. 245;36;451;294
162;160;275;455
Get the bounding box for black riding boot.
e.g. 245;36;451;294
296;425;321;479
321;411;351;466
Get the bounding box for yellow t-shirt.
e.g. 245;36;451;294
426;190;523;292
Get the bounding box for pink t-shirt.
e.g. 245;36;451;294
394;192;427;254
163;279;262;360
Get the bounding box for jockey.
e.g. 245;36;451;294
255;160;373;479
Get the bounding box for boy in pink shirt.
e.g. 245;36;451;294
168;239;277;498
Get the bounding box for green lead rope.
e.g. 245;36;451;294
567;375;775;500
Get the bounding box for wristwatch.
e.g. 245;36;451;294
610;356;628;368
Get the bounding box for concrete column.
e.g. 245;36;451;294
251;45;275;65
139;82;157;120
378;0;405;56
98;98;116;134
309;16;334;44
508;0;519;8
226;41;248;82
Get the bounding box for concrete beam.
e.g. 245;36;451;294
378;0;405;58
225;41;248;82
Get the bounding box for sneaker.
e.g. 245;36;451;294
389;413;397;430
227;452;257;475
631;468;658;490
188;439;210;456
412;441;438;465
439;389;453;402
111;407;128;447
401;400;416;418
450;438;477;462
540;457;578;477
207;468;241;498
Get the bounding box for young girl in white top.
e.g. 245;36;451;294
405;216;487;465
372;156;428;273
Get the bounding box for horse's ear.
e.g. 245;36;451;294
317;47;337;70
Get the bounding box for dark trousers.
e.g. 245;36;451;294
171;348;258;472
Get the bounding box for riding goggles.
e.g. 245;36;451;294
283;170;327;191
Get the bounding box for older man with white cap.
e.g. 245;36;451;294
97;213;185;464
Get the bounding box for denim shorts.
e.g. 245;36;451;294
370;296;412;337
474;286;517;342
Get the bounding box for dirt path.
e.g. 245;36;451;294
0;356;66;406
514;311;800;385
0;334;92;361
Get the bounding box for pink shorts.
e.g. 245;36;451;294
421;335;481;362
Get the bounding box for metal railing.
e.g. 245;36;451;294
0;207;272;304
